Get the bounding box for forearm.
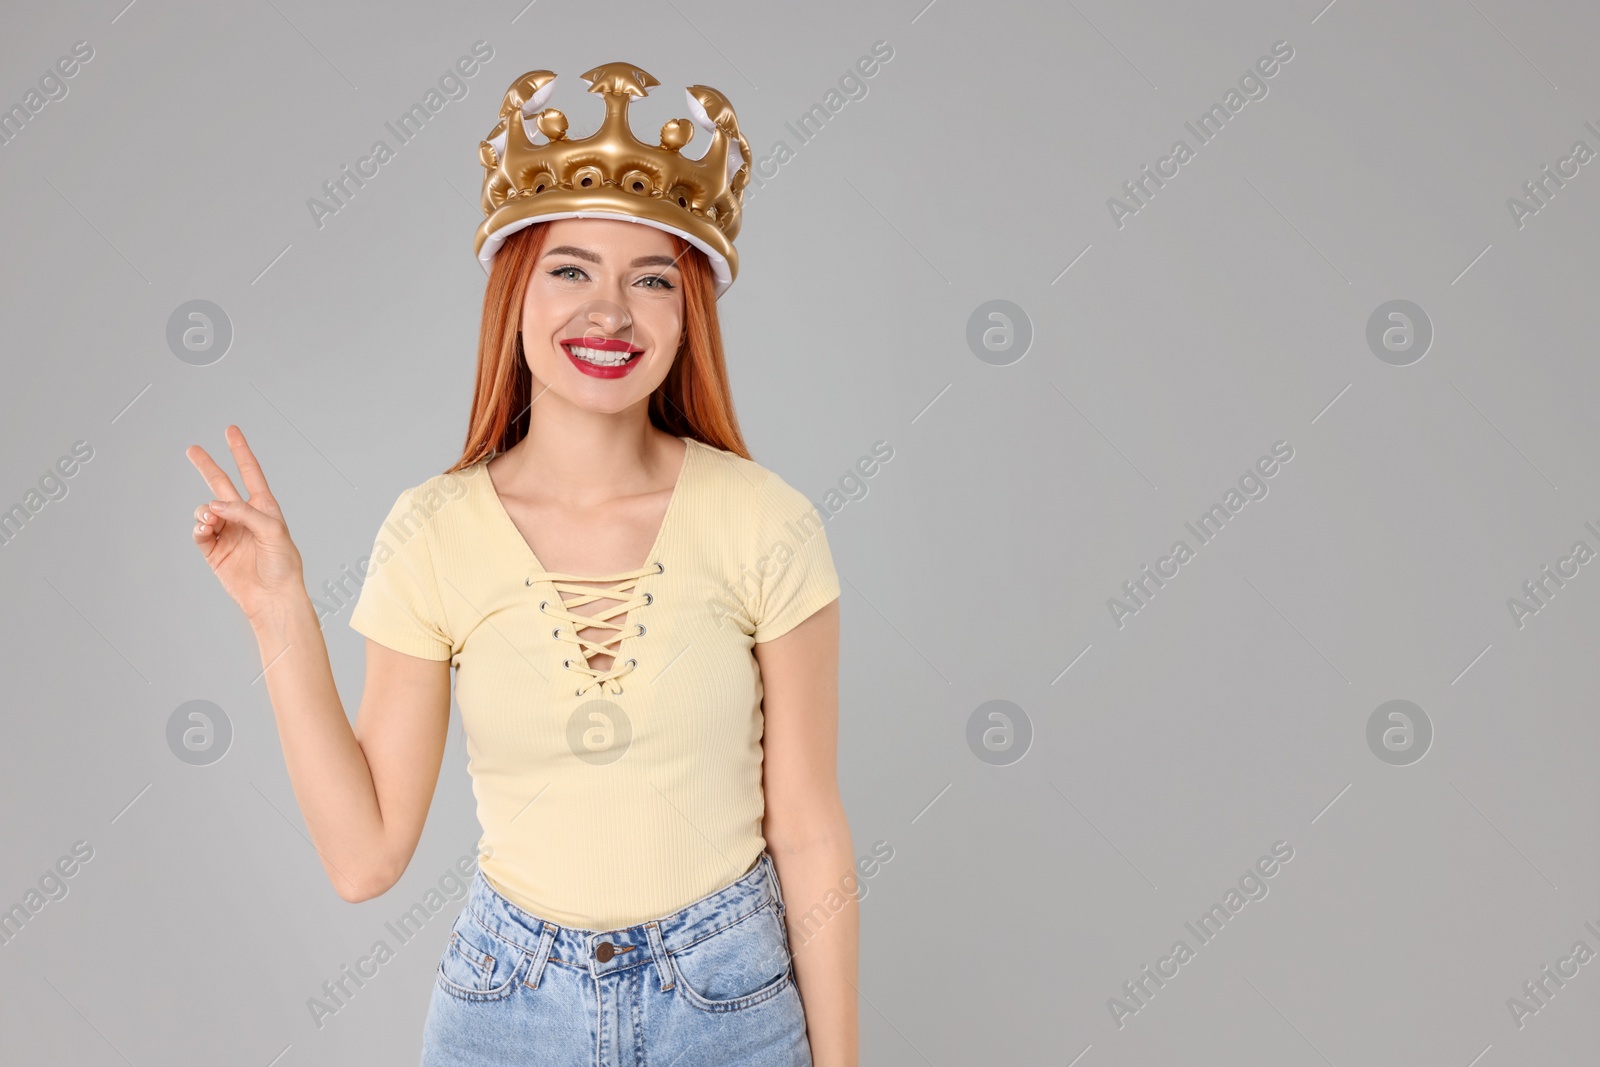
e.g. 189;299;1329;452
769;820;859;1067
249;593;390;900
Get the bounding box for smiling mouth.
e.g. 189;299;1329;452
563;343;642;367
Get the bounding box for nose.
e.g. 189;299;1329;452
579;298;631;337
589;308;628;330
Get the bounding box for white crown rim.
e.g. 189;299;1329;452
477;210;733;299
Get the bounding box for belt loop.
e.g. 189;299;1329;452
763;851;787;919
644;920;674;991
522;921;558;990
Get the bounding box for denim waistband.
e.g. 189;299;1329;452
461;851;786;988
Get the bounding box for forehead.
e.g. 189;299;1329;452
541;217;678;257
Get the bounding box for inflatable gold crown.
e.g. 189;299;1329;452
473;61;752;298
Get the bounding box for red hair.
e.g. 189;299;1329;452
447;220;750;474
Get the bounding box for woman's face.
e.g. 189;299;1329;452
518;217;688;415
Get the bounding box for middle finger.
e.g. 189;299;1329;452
185;443;243;503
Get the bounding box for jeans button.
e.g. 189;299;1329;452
595;941;615;962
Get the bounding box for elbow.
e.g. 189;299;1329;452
336;883;380;905
331;862;398;904
764;806;853;859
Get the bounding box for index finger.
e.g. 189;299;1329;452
184;441;243;502
224;424;275;501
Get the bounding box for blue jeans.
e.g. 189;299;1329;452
420;850;813;1066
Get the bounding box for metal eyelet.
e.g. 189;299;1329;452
625;658;637;668
635;624;646;636
642;592;653;605
655;561;665;574
575;687;584;697
525;577;533;586
563;659;573;669
539;600;549;612
552;627;562;639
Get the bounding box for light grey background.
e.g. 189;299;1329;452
3;0;1598;1063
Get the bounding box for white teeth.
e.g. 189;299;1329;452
567;344;637;366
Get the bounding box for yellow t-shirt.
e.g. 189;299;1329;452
348;435;841;930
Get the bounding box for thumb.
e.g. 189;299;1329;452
210;497;279;540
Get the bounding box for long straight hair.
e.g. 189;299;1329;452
446;220;750;474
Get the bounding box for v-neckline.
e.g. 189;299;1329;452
479;435;697;580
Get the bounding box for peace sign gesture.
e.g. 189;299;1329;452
185;425;306;625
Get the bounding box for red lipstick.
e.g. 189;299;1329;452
560;336;644;379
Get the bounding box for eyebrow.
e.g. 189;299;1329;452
541;245;682;269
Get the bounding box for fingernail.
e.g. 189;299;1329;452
211;500;227;511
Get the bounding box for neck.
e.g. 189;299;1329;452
493;408;680;510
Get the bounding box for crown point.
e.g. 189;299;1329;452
506;70;558;115
685;85;736;131
659;118;693;153
580;62;659;98
538;109;568;140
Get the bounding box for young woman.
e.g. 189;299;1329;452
185;63;856;1067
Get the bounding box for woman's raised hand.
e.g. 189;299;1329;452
186;425;306;625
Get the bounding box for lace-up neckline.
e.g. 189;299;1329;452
479;437;696;697
527;562;662;696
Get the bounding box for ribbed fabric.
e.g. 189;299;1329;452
348;436;841;930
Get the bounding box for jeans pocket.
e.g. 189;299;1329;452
436;911;524;1002
670;899;795;1013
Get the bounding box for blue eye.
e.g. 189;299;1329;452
547;266;674;290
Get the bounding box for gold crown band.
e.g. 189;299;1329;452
474;62;751;297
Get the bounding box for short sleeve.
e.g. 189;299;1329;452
752;471;841;643
348;487;454;661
